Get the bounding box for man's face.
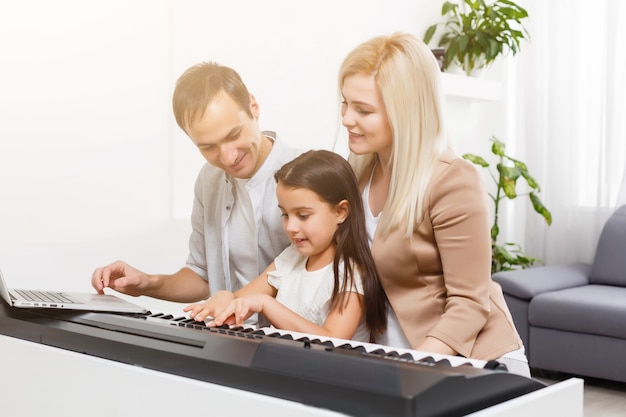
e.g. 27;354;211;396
187;92;265;179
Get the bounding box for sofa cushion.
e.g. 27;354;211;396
492;263;590;300
529;284;626;339
590;205;626;286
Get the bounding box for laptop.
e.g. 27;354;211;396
0;267;147;313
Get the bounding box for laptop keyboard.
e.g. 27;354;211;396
15;289;78;304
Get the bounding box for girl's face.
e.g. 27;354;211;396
276;182;348;270
341;73;393;160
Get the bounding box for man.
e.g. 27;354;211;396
92;62;303;309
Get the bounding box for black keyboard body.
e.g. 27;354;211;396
0;302;545;417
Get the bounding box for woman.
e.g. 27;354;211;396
338;32;530;376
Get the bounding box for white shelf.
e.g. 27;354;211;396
441;72;502;101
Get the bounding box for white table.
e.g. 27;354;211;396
0;334;583;417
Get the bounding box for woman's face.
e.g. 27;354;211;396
341;73;393;160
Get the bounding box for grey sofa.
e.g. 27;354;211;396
492;205;626;383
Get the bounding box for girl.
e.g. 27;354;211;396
184;150;386;342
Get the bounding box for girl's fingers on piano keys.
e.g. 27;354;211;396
183;302;212;322
212;305;238;327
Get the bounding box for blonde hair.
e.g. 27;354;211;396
339;32;450;237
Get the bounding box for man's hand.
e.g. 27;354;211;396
91;260;149;296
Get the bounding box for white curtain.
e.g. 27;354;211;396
512;0;626;265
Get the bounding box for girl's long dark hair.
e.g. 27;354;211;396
274;150;387;337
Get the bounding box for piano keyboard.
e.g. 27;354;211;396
1;303;546;417
257;327;491;368
141;311;496;370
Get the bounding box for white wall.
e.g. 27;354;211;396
0;0;507;314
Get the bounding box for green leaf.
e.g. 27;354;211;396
501;176;517;199
491;137;506;156
514;253;540;268
442;1;458;16
487;39;499;60
493;244;517;264
498;164;521;181
511;159;528;172
491;223;499;241
462;153;489;167
424;25;438;44
521;170;539;190
458;34;469;52
444;44;458;68
529;193;553;225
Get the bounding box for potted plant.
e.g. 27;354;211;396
463;136;552;273
423;0;530;75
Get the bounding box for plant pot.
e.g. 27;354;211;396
445;62;485;78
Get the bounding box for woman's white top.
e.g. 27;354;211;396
362;165;412;348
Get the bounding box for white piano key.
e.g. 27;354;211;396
255;327;488;368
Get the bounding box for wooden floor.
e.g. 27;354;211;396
533;370;626;417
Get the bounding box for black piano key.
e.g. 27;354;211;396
179;318;196;323
484;360;508;371
125;311;151;319
335;343;367;353
236;327;255;333
184;323;206;330
309;338;331;346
